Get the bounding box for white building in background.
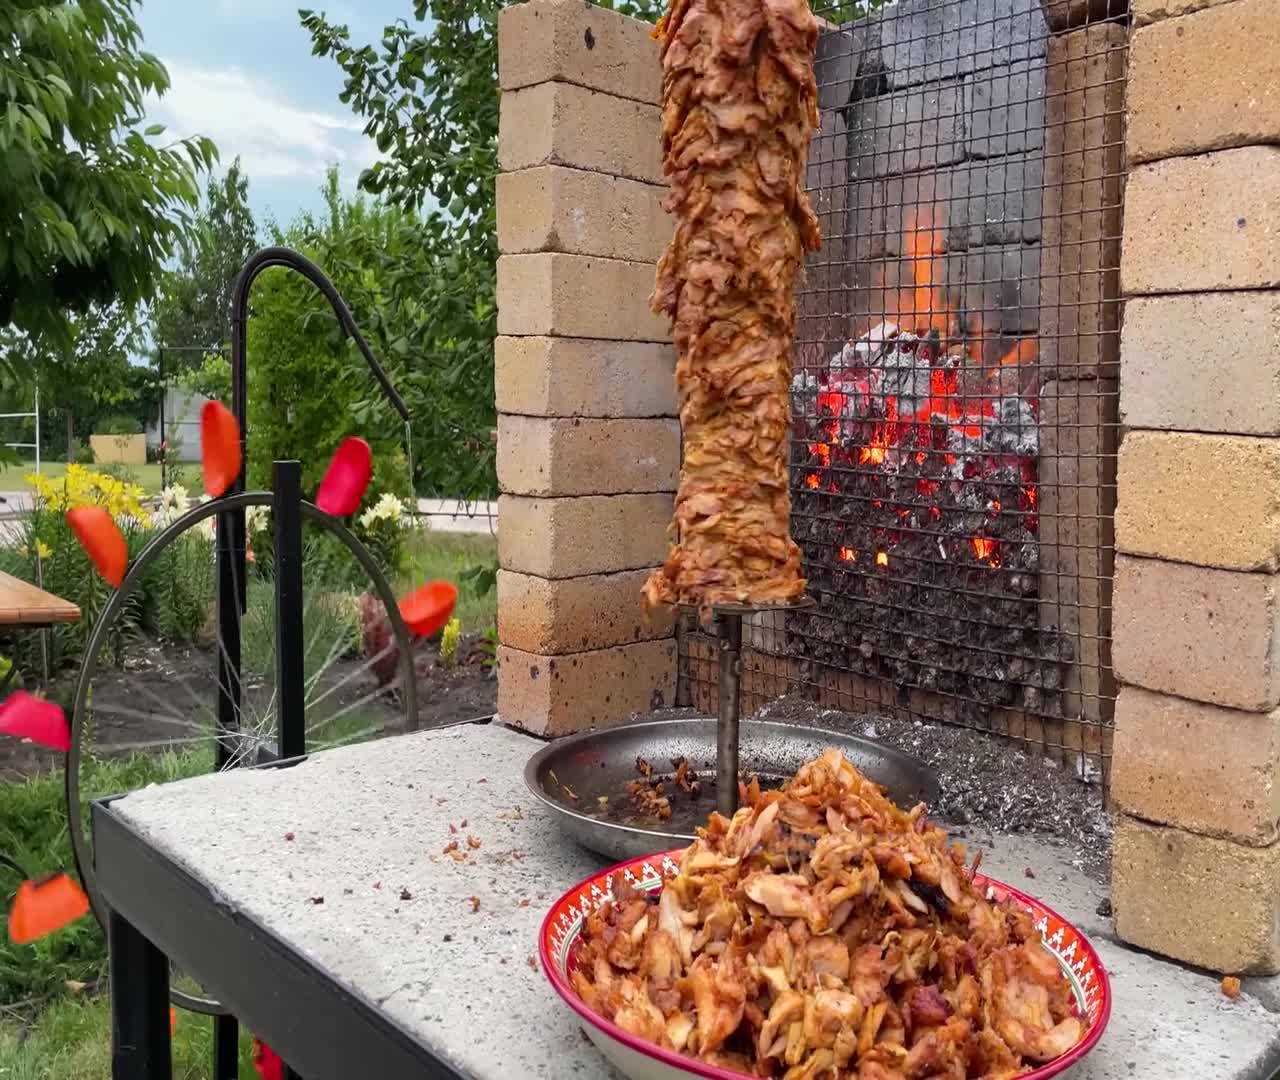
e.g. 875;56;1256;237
146;387;211;463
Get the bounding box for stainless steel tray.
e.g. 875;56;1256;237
524;717;940;861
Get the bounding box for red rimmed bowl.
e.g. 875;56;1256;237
541;850;1111;1080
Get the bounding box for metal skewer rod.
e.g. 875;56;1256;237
679;597;811;820
716;613;744;817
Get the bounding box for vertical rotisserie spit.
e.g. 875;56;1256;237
641;0;822;613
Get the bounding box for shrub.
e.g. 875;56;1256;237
94;414;142;436
98;463;139;487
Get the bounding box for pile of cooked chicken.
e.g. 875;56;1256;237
641;0;820;612
572;750;1083;1078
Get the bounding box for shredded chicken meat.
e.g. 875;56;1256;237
641;0;820;612
571;750;1083;1078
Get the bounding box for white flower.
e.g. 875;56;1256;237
158;484;190;513
373;493;404;521
245;505;269;536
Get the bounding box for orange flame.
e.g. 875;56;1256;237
875;552;889;568
997;338;1038;368
971;537;998;563
896;208;951;336
805;474;820;490
838;546;856;562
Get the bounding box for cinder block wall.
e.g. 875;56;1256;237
1110;0;1280;974
494;0;678;735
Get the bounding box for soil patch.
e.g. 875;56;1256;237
0;636;496;782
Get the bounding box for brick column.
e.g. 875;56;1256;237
1110;0;1280;973
494;0;678;735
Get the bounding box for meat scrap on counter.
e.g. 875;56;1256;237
641;0;821;612
571;749;1084;1079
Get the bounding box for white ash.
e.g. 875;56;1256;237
983;397;1039;457
852;320;898;365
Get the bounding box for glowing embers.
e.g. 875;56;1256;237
784;202;1069;720
971;536;1000;566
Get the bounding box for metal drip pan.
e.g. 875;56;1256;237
524;717;940;861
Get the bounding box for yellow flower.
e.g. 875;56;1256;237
34;540;53;561
26;466;152;524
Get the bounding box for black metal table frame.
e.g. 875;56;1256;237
93;789;466;1080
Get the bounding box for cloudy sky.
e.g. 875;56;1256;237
139;0;422;229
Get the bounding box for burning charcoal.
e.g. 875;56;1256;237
786;225;1069;731
983;397;1039;457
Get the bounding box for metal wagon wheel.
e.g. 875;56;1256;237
65;487;418;1016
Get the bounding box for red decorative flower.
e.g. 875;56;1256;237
0;692;70;752
316;437;373;517
67;506;127;587
252;1037;284;1080
201;401;242;498
399;581;458;638
8;873;90;944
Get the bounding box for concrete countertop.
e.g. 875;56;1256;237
110;721;1280;1080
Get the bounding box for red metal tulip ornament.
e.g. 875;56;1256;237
201;401;242;498
0;692;70;752
316;437;373;516
67;506;127;588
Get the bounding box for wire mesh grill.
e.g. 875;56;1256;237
677;0;1128;787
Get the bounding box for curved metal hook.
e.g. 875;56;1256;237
0;851;29;881
228;245;411;487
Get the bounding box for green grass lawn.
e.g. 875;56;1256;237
0;995;255;1079
0;462;203;497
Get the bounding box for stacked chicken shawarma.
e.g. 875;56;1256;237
572;750;1084;1078
641;0;820;612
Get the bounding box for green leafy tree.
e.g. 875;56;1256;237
299;0;663;499
152;158;259;361
1;306;141;461
0;0;218;345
